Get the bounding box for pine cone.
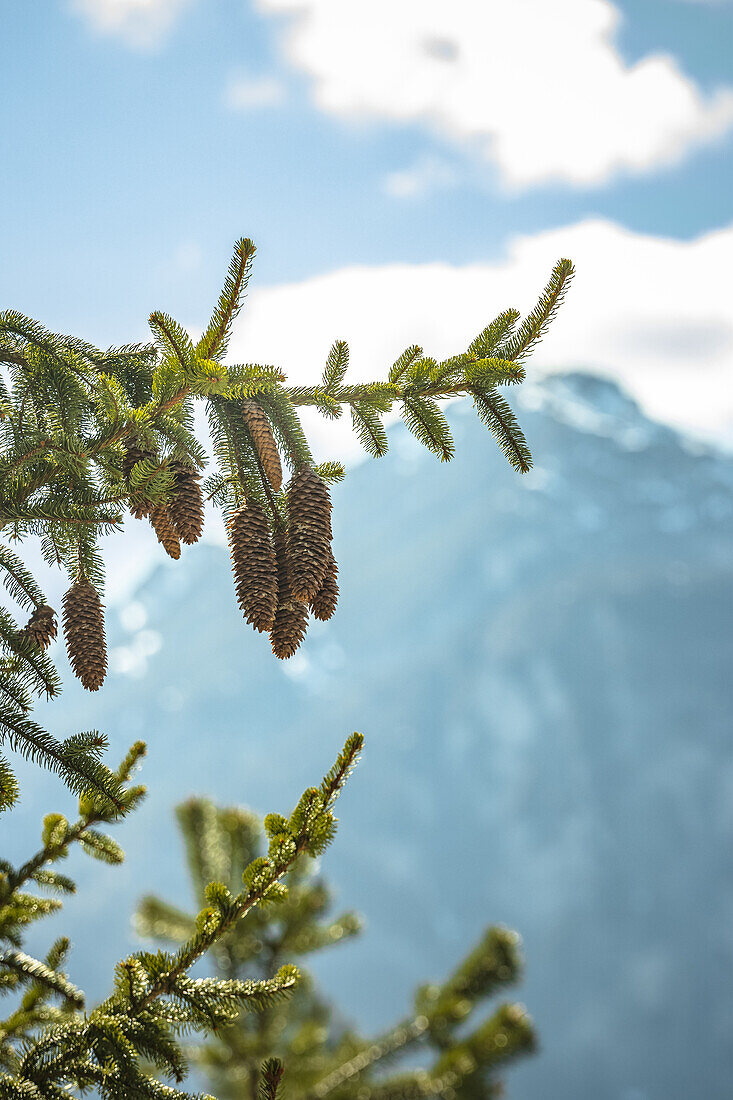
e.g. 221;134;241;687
310;549;339;622
62;579;107;692
149;505;181;560
20;604;57;650
241;401;283;492
169;461;204;545
228;502;278;632
270;529;308;659
286;466;333;602
123;441;154;520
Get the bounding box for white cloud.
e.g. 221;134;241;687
382;155;458;199
255;0;733;188
69;0;195;48
229;218;733;463
224;73;287;111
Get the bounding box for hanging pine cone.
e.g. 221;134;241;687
123;440;154;519
241;401;283;493
286;466;333;602
149;504;181;560
310;548;339;622
168;461;204;545
228;502;278;632
20;604;57;650
287;466;333;537
270;529;308;659
62;578;107;692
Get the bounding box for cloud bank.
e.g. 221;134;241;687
257;0;733;188
72;0;733;188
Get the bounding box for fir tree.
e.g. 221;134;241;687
0;237;573;1097
137;796;535;1100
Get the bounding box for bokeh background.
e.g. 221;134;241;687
3;3;733;1098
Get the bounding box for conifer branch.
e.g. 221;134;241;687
306;1015;430;1099
497;258;574;363
197;238;257;362
1;738;362;1099
0;951;84;1009
132;772;534;1100
260;1058;285;1100
1;745;145;900
0;234;571;824
125;734;362;1017
0;545;45;611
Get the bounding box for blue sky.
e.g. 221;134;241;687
2;1;732;448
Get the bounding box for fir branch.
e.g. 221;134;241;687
0;951;84;1009
259;1058;284;1100
148;314;195;374
401;397;454;462
0;711;125;816
471;390;532;473
0;235;571;822
123;734;362;1017
197;239;257;362
350;403;388;458
321;342;349;392
0;546;45;612
306;1016;430;1100
498;259;574;363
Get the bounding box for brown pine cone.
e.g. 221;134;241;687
228;502;278;632
149;504;181;560
287;465;333;535
270;528;308;659
310;549;339;622
62;578;107;692
20;604;57;650
168;461;204;545
286;466;333;601
123;441;154;519
241;401;283;492
287;528;332;602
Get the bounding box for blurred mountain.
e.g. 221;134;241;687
20;372;733;1100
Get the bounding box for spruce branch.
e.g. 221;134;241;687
305;1016;431;1100
0;234;571;797
197;238;257;362
0;951;84;1010
497;258;574;363
259;1058;284;1100
2;737;362;1100
122;734;362;1018
2;743;145;900
134;767;534;1100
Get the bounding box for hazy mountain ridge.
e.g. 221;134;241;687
21;372;733;1100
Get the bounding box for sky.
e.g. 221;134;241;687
2;0;733;598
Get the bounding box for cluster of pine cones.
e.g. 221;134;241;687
16;439;207;695
230;402;339;660
19;585;107;694
122;400;339;659
19;400;338;694
123;443;205;560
